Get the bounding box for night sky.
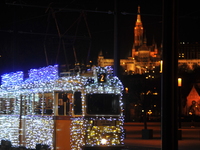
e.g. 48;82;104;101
0;0;200;75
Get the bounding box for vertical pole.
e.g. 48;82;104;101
178;78;182;128
178;86;182;128
12;6;18;71
19;95;23;146
162;0;178;149
114;0;120;77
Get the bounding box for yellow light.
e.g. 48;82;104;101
153;92;158;95
178;78;182;87
125;87;128;93
148;110;152;115
160;60;163;73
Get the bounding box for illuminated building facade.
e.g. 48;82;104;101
178;42;200;70
98;6;161;74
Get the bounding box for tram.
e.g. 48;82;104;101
0;65;125;150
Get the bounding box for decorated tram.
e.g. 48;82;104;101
0;65;125;150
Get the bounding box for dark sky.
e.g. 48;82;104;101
0;0;199;75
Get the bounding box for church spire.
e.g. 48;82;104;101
134;6;143;47
136;6;141;23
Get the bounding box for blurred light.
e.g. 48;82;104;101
125;87;128;93
147;110;152;115
160;60;163;73
178;78;182;87
101;138;107;145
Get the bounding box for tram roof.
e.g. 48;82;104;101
0;65;123;93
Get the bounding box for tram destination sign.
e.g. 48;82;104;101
98;73;107;83
93;120;116;126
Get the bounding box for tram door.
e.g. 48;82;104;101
55;91;72;150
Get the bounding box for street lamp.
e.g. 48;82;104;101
178;78;182;128
178;78;182;87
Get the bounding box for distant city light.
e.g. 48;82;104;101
178;78;182;87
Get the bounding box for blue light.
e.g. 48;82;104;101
1;71;24;87
27;65;58;82
1;65;59;89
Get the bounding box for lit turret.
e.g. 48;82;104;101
134;6;143;47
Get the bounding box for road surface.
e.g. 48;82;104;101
123;122;200;150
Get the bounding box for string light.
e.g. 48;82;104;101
0;65;124;149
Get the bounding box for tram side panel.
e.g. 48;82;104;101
81;93;125;149
69;91;85;150
0;97;20;147
20;93;54;149
22;91;80;150
54;92;72;150
18;91;72;150
55;117;71;150
0;115;20;146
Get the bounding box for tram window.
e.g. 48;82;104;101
73;91;82;115
0;98;6;114
33;93;54;115
86;94;120;115
14;97;20;115
57;92;71;116
21;94;37;115
44;93;53;115
0;98;15;114
26;95;32;115
9;98;15;114
33;94;41;114
21;95;30;115
17;94;34;115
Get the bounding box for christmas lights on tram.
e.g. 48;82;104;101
0;65;125;150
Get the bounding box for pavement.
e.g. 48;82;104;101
123;122;200;150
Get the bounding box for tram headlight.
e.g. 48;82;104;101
101;138;107;145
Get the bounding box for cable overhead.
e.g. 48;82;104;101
82;11;92;65
6;2;161;16
43;4;52;66
5;1;162;70
48;6;69;66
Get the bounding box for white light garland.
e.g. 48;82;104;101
25;116;54;149
0;65;124;150
0;115;20;146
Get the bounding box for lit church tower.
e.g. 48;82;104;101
134;6;143;47
97;6;161;75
